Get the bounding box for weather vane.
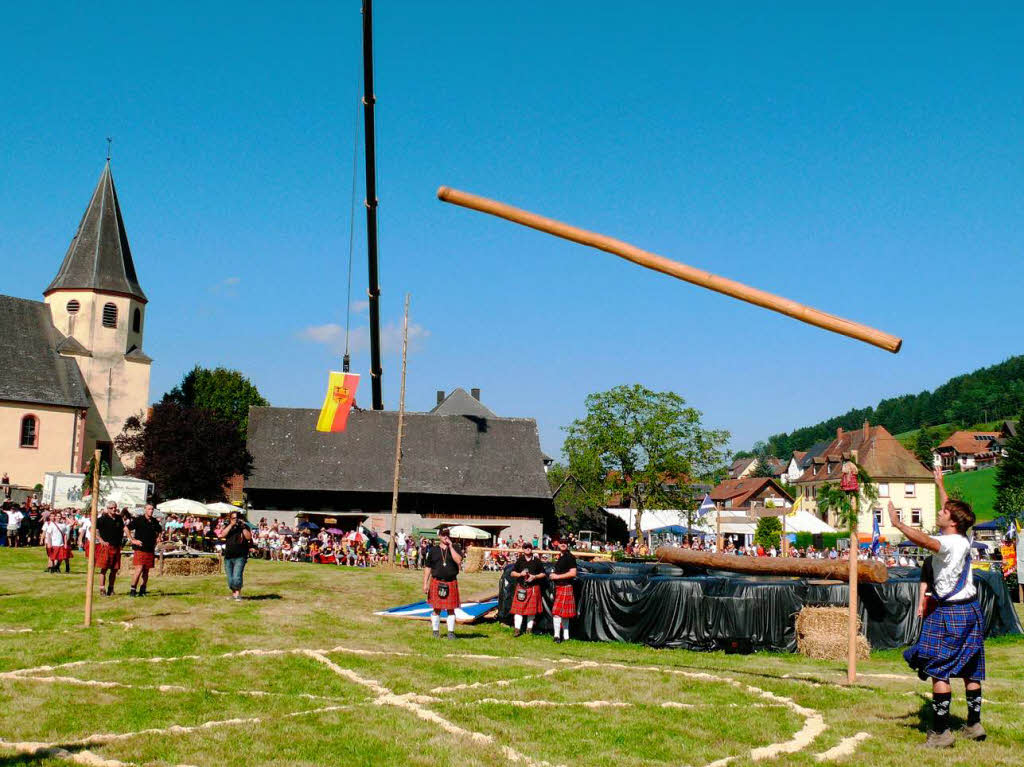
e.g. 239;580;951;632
106;137;112;162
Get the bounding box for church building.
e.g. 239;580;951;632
0;162;152;498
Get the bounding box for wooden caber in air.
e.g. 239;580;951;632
655;545;888;584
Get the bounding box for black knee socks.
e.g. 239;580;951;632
932;691;952;732
966;687;982;726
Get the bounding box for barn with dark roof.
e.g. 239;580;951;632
245;390;554;539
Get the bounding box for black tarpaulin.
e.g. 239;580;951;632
497;562;1021;652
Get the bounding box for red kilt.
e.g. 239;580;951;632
96;543;121;570
133;551;156;569
552;584;577;618
511;583;543;616
428;579;461;612
46;545;72;562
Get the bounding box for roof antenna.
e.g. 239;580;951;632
106;137;112;162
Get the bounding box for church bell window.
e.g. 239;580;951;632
102;303;118;328
133;308;141;333
66;300;80;314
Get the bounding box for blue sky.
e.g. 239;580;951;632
3;2;1023;458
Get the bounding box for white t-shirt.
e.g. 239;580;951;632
80;517;94;543
44;521;69;547
933;534;975;601
7;510;22;528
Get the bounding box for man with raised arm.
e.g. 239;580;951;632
888;466;984;748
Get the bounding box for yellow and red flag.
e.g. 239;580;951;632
316;372;360;432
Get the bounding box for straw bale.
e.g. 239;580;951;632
159;557;222;577
795;607;871;660
463;547;485;574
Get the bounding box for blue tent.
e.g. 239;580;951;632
650;525;706;536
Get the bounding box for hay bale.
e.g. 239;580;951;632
159;556;222;577
463;547;485;573
795;607;871;660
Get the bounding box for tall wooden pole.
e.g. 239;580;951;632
388;294;410;565
83;449;101;627
847;494;860;683
437;187;902;354
362;0;384;409
716;508;722;553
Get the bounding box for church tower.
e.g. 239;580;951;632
43;161;151;472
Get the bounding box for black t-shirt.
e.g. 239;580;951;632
129;515;162;553
512;555;545;584
223;523;251;558
920;557;934;591
426;544;461;581
552;551;577;576
96;514;125;546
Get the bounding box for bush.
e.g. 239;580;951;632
793;532;850;550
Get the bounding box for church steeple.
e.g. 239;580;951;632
45;161;147;303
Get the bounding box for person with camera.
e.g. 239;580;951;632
218;511;253;601
509;542;546;637
422;526;462;639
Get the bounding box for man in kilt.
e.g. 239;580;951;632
42;511;72;573
422;526;462;639
889;465;985;748
548;539;577;643
509;543;546;637
128;504;161;597
95;501;126;596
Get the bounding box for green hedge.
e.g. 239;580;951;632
792;531;851;550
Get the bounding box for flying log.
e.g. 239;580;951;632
437;186;902;354
655;545;888;584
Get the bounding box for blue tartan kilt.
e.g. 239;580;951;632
903;601;985;681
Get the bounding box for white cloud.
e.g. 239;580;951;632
223;276;241;286
298;321;430;356
350;300;369;315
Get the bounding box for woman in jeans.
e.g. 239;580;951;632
217;511;252;601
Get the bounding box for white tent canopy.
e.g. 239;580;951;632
781;509;837;534
604;509;712;534
205;501;242;514
157;498;217;516
447;524;491;540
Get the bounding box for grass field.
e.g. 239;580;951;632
945;467;1000;521
1;549;1022;767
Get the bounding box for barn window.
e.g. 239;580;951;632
20;415;39;448
102;303;118;328
132;307;141;333
66;300;80;314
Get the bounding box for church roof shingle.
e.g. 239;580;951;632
45;162;147;303
0;295;92;409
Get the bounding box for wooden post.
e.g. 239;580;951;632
847;494;859;684
782;510;788;557
716;508;722;553
83;449;101;627
388;294;410;565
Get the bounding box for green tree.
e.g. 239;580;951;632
815;465;879;533
163;366;269;437
750;455;777;478
995;409;1024;529
753;515;782;550
115;403;253;502
547;462;621;538
562;384;730;538
913;428;938;466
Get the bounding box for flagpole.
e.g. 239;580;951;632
388;293;410;565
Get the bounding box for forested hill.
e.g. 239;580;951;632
758;355;1024;458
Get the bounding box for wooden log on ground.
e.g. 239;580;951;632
655;546;888;584
437;186;902;353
